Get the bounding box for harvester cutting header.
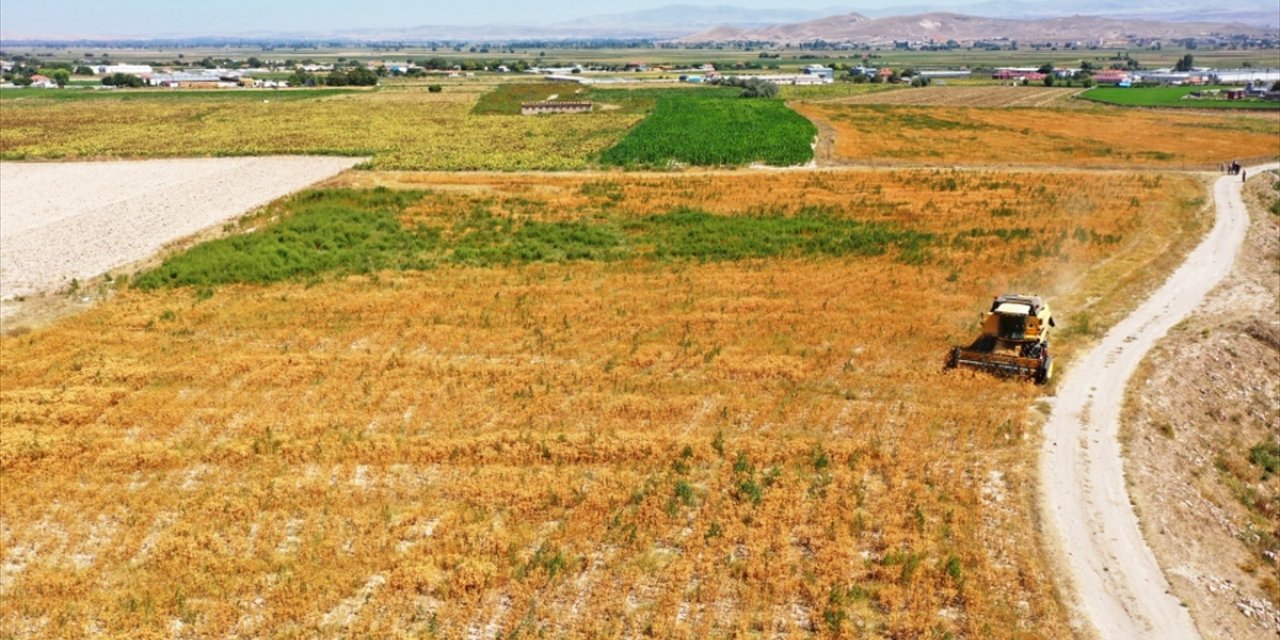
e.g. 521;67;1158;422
947;294;1055;384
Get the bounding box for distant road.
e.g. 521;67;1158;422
1040;162;1279;639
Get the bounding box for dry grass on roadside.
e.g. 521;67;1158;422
1;170;1204;638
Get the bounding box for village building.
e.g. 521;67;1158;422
28;74;58;88
992;68;1046;82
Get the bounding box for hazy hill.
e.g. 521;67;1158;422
676;11;1274;45
2;1;1274;43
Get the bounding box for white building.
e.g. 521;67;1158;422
802;65;835;81
731;73;831;85
1210;68;1280;85
91;64;153;76
917;69;972;79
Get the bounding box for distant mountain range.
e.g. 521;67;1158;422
676;11;1275;45
330;1;1276;42
1;1;1275;43
860;0;1277;27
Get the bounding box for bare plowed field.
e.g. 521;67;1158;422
1;169;1206;638
0;157;361;299
817;86;1084;108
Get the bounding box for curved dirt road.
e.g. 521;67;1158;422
1040;162;1279;639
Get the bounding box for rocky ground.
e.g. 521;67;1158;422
1124;170;1280;640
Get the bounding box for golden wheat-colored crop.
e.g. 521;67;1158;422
0;169;1203;638
794;102;1280;170
0;86;642;171
811;86;1086;109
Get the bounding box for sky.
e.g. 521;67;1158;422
0;0;976;37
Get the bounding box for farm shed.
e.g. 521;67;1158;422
918;69;972;79
803;65;835;81
148;72;235;88
91;64;153;76
1210;68;1280;85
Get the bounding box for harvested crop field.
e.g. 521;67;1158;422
0;157;362;300
814;86;1084;108
794;103;1280;170
1;168;1207;637
0;86;642;171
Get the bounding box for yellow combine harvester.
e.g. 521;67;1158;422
947;294;1055;384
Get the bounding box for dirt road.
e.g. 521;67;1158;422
1040;162;1280;639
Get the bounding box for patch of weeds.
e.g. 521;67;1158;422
1248;439;1280;480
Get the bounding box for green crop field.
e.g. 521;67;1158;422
599;89;817;167
1081;85;1280;110
134;187;928;289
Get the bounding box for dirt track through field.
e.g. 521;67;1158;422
0;156;362;300
1040;162;1280;639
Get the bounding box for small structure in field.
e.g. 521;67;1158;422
521;101;593;115
803;65;835;81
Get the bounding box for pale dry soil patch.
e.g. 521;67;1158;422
0;156;362;303
1124;170;1280;640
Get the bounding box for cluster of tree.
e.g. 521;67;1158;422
413;57;530;72
325;67;378;86
101;72;145;87
1173;54;1195;72
287;67;378;87
714;76;779;98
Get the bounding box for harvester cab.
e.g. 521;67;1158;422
947;294;1056;384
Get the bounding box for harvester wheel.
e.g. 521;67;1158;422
1035;355;1054;384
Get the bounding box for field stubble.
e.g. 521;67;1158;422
794;102;1280;170
0;85;642;171
811;86;1086;109
0;169;1206;637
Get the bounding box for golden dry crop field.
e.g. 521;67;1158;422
808;86;1086;109
794;102;1280;170
1;169;1206;637
0;84;642;171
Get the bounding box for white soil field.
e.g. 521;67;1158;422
0;156;362;300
